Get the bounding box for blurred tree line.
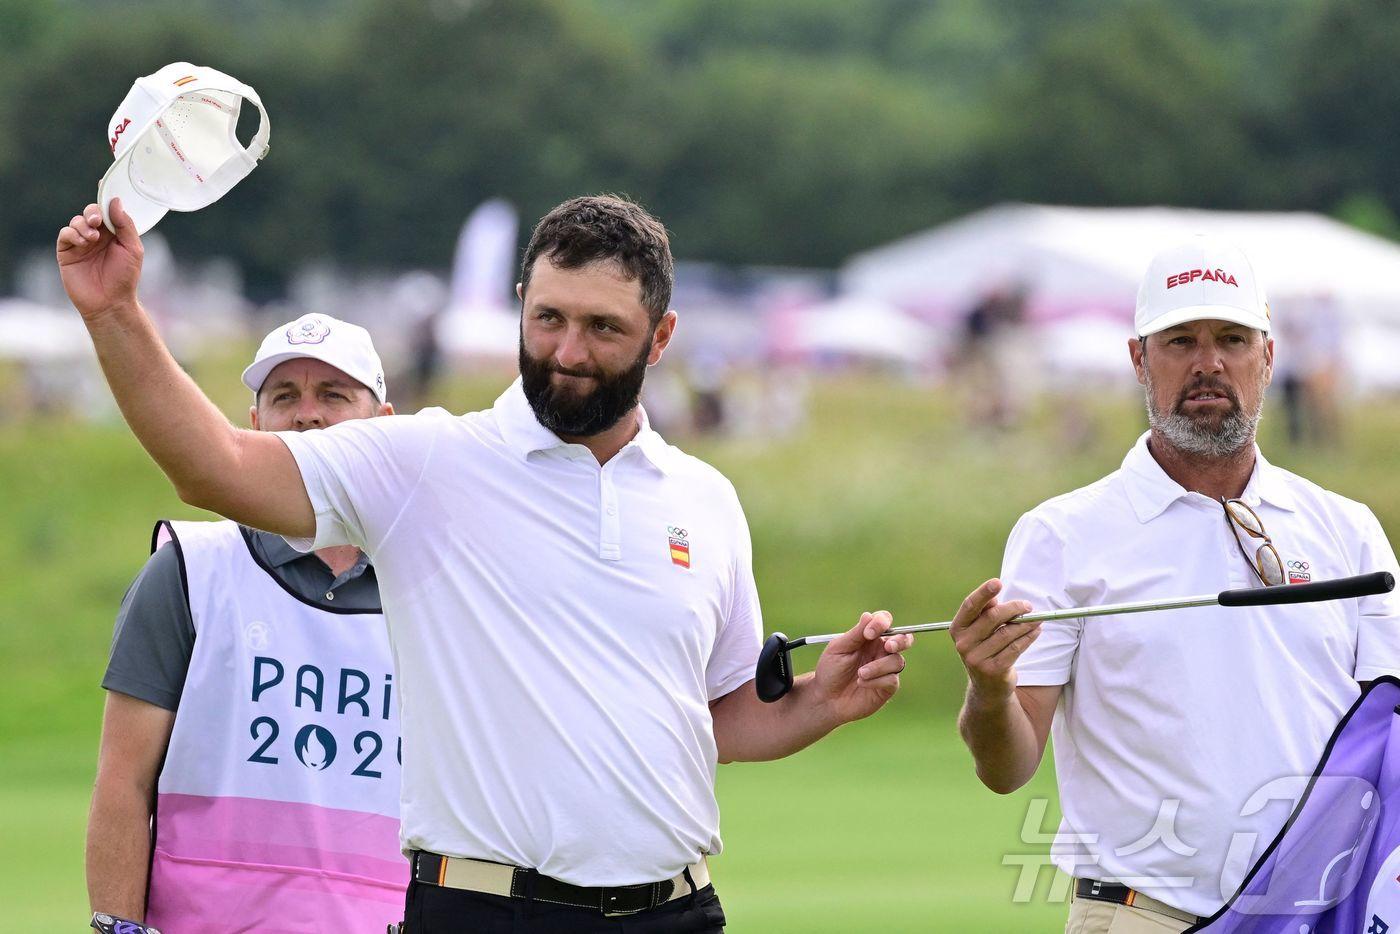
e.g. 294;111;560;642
2;0;1398;297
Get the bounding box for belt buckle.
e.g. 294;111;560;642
601;884;645;917
601;881;665;917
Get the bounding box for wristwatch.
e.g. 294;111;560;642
90;912;162;934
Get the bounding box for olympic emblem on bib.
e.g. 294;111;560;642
243;620;271;650
294;725;337;770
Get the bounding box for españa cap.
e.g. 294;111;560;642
1135;236;1270;336
99;62;270;235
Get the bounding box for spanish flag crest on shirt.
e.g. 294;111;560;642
668;526;690;569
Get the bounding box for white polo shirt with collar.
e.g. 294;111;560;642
275;379;763;887
1003;431;1400;917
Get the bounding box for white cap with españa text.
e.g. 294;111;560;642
99;62;270;235
1135;236;1270;337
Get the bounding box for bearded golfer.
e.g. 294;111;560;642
58;194;911;933
953;236;1400;932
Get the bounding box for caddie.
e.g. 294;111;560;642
58;193;912;933
85;314;405;932
951;236;1400;932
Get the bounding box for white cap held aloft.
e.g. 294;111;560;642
99;62;271;235
1135;236;1270;337
242;314;387;403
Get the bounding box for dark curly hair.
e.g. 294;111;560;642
520;195;673;326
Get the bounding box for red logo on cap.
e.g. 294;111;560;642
109;117;132;154
1166;269;1239;289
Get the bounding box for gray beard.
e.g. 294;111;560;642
1144;370;1265;458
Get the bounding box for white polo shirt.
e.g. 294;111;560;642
1005;432;1400;917
276;380;763;886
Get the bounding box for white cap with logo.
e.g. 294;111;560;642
242;314;388;403
1135;235;1271;337
99;62;271;235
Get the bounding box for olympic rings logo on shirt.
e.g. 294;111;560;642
1287;560;1310;571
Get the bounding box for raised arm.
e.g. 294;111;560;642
57;200;312;537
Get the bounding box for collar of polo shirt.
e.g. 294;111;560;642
256;529;313;567
1120;431;1296;524
493;378;672;474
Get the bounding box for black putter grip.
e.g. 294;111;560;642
1217;571;1395;607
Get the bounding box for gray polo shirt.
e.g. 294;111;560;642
102;525;382;711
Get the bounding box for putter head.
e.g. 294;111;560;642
755;632;793;703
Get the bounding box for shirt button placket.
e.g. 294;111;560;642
599;461;622;561
1217;499;1251;590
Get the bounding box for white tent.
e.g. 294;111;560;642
841;204;1400;390
435;306;519;360
0;299;93;361
0;298;113;420
789;295;936;367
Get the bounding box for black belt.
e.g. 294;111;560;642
1074;878;1202;925
412;851;697;916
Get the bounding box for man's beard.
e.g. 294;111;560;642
519;338;651;437
1144;368;1266;458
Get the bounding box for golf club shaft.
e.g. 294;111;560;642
794;592;1225;647
760;573;1392;702
785;572;1394;650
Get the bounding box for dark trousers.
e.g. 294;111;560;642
401;878;727;933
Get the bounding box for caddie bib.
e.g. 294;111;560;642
143;520;406;932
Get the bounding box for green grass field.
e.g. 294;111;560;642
4;368;1397;931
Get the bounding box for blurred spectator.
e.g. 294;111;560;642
403;305;444;411
689;351;730;435
955;283;1029;430
1274;294;1345;446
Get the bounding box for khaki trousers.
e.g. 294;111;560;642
1065;895;1195;933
